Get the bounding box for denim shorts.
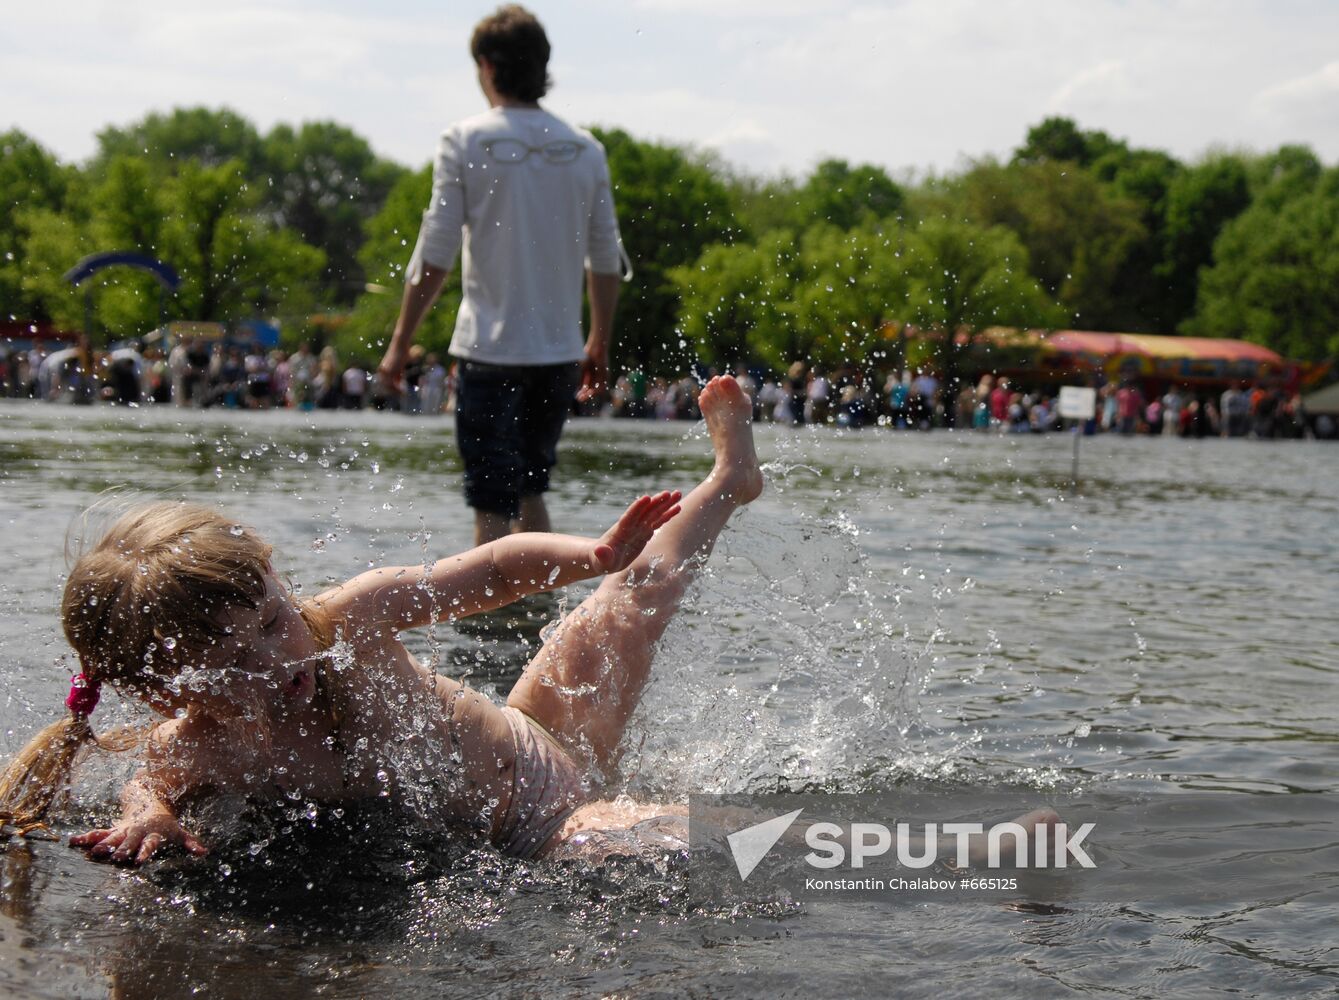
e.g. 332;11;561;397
454;359;582;518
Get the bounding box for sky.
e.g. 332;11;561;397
5;0;1339;179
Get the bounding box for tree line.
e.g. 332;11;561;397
3;109;1336;374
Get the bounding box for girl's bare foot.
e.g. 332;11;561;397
698;376;764;504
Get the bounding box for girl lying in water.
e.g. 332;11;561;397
0;375;765;864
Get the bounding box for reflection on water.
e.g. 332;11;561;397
1;400;1336;996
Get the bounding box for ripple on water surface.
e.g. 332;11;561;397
1;402;1336;996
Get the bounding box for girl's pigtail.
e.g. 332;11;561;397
0;674;101;836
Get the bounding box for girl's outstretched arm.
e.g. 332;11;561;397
68;719;219;865
69;771;208;865
316;491;681;634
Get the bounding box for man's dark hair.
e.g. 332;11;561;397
471;5;552;102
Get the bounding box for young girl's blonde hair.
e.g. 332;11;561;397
0;501;333;836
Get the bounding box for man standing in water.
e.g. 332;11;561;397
378;5;626;544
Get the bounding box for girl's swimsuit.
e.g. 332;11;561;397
493;707;590;859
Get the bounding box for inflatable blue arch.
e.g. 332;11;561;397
63;252;181;335
63;252;181;290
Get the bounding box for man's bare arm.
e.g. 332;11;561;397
377;263;452;388
579;270;620;401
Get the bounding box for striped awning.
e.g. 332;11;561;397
1044;330;1283;365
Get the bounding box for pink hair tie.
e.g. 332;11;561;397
65;673;101;718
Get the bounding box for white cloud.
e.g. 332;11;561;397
1252;61;1339;111
4;0;1339;174
1046;60;1131;113
704;119;772;147
1242;59;1339;149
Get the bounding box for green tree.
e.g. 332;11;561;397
19;155;325;341
158;159;324;325
83;157;173;334
672;217;1059;376
898;217;1063;384
671;230;803;370
1088;146;1184;330
1187;165;1339;360
1157;154;1251;329
900;218;1058;329
1013;116;1123;168
1247;144;1323;209
93;107;264;177
0;130;77;323
17;158;167;338
592;127;737;373
792;159;904;230
15;208;90;331
724;160;904;238
261;122;406;306
336;166;461;363
787;222;912;369
673;223;901;373
725;171;802;239
957;158;1146;328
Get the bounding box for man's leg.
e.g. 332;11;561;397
515;494;551;535
513;362;581;534
507;376;763;773
456;361;525;544
474;510;511;546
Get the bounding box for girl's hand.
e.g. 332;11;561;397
70;815;208;866
592;491;682;573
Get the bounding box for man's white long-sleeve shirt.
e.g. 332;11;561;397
407;106;624;367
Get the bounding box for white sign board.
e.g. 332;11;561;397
1057;386;1097;421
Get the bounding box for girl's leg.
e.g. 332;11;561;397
507;376;763;772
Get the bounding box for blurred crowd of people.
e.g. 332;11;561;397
606;363;1321;439
0;339;454;415
1088;379;1313;439
2;339;1327;439
604;362;893;427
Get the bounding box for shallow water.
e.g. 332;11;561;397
1;401;1336;997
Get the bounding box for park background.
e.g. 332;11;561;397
4;0;1339;385
5;109;1336;379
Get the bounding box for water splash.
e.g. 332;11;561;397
622;497;933;800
